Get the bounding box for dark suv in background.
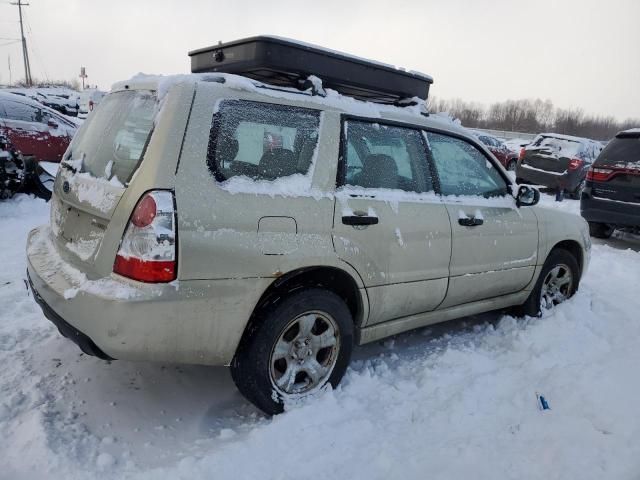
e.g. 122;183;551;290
516;133;603;198
581;129;640;238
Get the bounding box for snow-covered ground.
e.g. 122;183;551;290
1;193;640;479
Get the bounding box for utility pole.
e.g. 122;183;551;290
11;0;32;86
8;55;12;85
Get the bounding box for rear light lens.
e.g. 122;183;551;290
568;158;584;171
586;167;614;182
519;147;526;160
114;191;177;283
131;195;157;227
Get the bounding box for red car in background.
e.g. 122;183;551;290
475;133;519;171
0;91;77;163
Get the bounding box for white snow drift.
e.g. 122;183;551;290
1;194;640;479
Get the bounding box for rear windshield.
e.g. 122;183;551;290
68;90;155;183
595;136;640;168
531;135;582;157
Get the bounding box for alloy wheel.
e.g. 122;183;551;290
540;264;574;309
269;311;340;395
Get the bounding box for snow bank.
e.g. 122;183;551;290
2;194;640;479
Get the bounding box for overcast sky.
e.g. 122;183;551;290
0;0;638;120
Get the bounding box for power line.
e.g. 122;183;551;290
22;10;47;81
9;0;32;86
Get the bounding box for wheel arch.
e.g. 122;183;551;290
235;265;367;358
549;239;584;276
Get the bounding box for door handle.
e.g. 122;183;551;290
342;213;379;226
458;217;484;227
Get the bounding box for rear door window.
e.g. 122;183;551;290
341;120;433;193
67;90;156;184
426;132;508;197
208;100;320;182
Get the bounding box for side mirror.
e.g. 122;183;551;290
516;185;540;207
47;119;59;129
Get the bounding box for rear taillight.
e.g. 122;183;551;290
586;167;614;182
568;158;584;171
114;191;177;283
519;147;526;160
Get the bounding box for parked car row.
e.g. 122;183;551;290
516;133;603;199
0;92;77;163
476;128;639;238
4;87;81;116
2;86;107;120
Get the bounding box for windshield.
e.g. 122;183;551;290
67;90;155;183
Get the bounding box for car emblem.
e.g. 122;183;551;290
62;181;70;193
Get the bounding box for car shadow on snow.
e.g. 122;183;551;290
592;230;640;252
40;307;505;419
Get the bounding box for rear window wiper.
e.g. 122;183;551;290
61;151;84;174
61;161;77;173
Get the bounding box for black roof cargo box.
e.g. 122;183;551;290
188;36;433;104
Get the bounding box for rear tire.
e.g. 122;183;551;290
512;249;580;318
507;160;517;171
588;222;614;239
231;288;354;415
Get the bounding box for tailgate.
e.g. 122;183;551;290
523;135;584;173
523;149;568;173
592;173;640;203
51;89;156;272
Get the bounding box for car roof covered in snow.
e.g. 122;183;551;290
535;132;601;145
616;128;640;138
0;90;48;109
0;91;78;127
112;73;470;137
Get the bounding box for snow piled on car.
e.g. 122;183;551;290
2;194;640;479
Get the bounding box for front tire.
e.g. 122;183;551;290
231;288;354;415
512;249;580;317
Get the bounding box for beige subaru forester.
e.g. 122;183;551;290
26;73;591;414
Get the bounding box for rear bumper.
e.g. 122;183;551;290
517;164;582;191
26;226;273;366
581;190;640;227
27;270;113;360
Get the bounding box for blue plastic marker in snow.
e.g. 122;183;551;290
536;393;550;410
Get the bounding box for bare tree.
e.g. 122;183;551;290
430;97;639;140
